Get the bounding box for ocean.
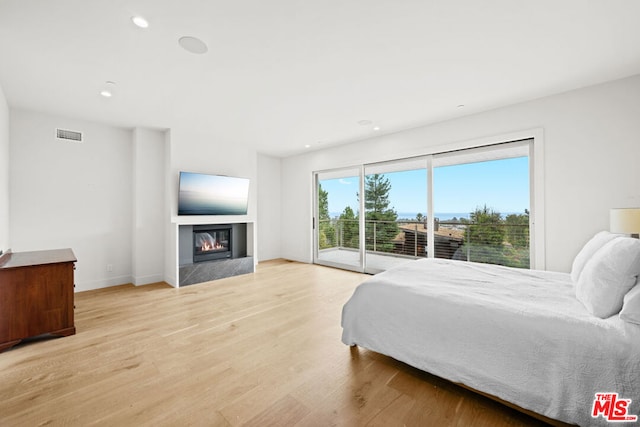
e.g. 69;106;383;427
328;211;525;220
329;212;471;220
398;212;470;220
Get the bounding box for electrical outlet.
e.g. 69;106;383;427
107;264;113;272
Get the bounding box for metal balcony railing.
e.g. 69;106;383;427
318;219;530;269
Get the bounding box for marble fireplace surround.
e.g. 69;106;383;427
175;220;255;287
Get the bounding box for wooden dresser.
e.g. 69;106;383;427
0;248;77;352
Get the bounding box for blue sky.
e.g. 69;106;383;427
319;157;529;219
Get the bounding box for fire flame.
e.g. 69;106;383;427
196;232;227;253
202;241;224;251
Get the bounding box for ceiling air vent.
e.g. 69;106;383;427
56;128;83;142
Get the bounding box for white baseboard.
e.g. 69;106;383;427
133;273;164;286
75;275;134;292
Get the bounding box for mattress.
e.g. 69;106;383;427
341;258;640;426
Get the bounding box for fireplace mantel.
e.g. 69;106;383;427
171;216;251;226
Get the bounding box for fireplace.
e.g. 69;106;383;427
178;222;253;286
193;225;232;263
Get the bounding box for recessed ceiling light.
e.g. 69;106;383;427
304;144;311;148
179;36;208;54
131;16;149;29
100;81;116;98
373;126;381;131
358;120;372;126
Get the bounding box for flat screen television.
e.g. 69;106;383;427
178;171;250;215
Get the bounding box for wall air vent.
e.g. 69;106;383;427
56;128;83;142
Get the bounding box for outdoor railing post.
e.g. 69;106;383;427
466;225;470;262
414;222;418;257
373;221;377;252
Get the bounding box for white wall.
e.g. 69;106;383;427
281;74;640;273
132;128;166;285
167;127;258;222
257;153;282;261
7;112;272;290
0;84;9;254
10;110;133;290
163;126;259;285
163;131;176;286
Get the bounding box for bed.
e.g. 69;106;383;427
341;248;640;426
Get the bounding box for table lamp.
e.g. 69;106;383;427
610;208;640;238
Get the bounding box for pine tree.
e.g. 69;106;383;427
339;206;359;249
318;184;329;221
317;184;335;249
363;174;399;252
365;174;393;215
469;205;504;246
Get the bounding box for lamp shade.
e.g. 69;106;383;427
610;208;640;234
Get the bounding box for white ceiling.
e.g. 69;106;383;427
1;1;640;157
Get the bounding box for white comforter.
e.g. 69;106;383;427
341;259;640;426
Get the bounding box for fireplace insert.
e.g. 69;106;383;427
193;225;232;262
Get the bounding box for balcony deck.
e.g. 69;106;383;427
316;219;530;272
317;248;416;272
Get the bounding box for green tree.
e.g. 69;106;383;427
502;209;530;269
469;205;505;246
318;184;329;221
457;206;530;268
365;174;392;213
415;213;424;223
463;205;507;266
363;174;399;253
338;206;359;249
505;209;529;248
317;184;335;249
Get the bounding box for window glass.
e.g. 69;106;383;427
433;152;530;268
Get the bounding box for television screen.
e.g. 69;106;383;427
178;172;250;215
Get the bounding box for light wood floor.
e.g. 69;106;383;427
0;260;550;426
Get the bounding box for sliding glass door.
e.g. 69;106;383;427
314;138;536;273
432;140;531;268
362;158;428;273
314;167;363;271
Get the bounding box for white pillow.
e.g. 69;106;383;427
620;282;640;325
575;237;640;318
571;231;620;284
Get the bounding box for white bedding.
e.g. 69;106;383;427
341;258;640;426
